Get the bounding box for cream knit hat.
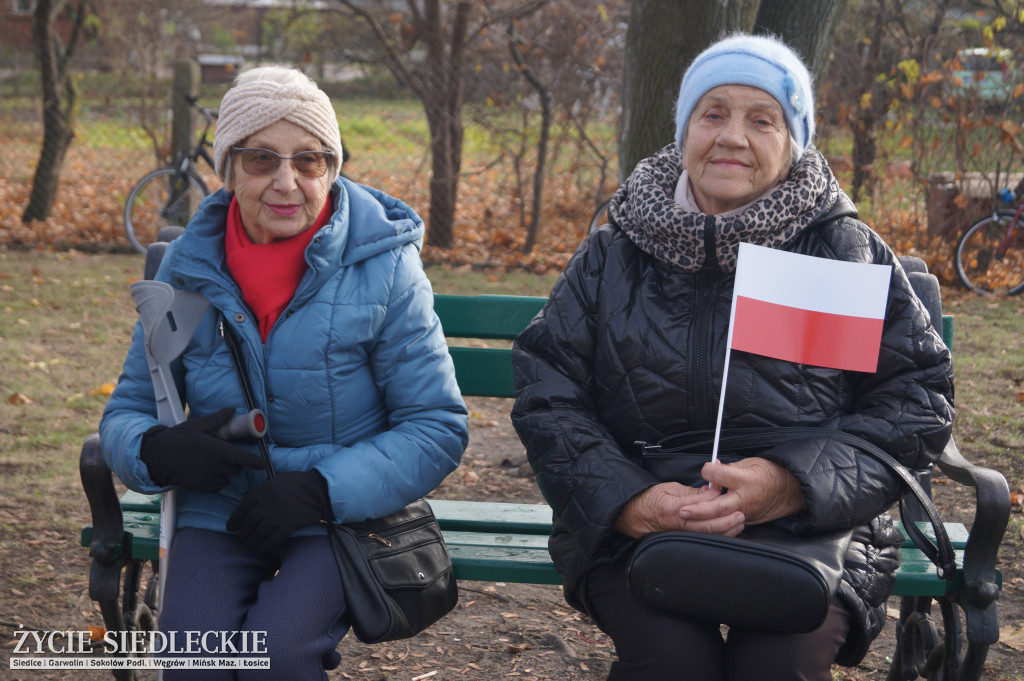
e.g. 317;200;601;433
213;66;343;184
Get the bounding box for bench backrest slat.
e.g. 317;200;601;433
433;293;955;401
448;347;519;398
434;294;546;340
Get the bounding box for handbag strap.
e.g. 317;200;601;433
646;426;957;580
219;319;276;477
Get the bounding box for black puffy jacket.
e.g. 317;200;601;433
511;162;954;664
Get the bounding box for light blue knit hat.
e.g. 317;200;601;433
673;33;815;159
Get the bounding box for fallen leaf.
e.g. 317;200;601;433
1000;626;1024;651
89;382;116;396
8;392;32;405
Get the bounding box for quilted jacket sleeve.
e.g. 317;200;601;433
754;225;955;533
309;245;469;523
511;232;659;566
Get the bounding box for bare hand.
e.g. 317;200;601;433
681;457;807;526
614;482;746;538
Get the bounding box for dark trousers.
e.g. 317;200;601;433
585;557;851;681
158;527;349;681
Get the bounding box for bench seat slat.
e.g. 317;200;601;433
102;494;974;550
432;499;552;534
432;499;970;550
83;510;992;598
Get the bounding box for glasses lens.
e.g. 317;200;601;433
239;149;280;176
293;152;329;178
236;148;329;178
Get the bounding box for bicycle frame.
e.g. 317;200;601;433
173;98;217;175
992;201;1024;259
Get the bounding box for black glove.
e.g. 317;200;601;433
226;470;333;555
140;407;267;493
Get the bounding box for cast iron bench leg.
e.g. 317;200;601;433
80;433;157;681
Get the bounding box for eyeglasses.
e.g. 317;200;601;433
231;147;334;178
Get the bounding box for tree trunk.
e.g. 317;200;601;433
423;97;462;250
508;24;551;255
417;0;470;249
22;0;83;223
619;0;758;179
754;0;849;83
848;9;885;202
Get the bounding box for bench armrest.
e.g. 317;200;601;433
936;436;1010;644
79;433;126;604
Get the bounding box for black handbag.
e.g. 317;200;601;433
627;426;956;634
220;320;458;644
326;500;458;643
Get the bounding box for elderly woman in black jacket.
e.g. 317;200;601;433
510;33;954;681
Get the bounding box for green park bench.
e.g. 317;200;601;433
79;254;1009;681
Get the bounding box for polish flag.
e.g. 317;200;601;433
729;243;893;373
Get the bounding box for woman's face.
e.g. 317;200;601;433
681;84;792;215
228;119;332;244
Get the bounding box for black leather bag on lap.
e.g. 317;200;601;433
628;427;956;634
327;499;459;644
628;524;852;633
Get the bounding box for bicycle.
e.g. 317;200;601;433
123;95;218;254
954;185;1024;295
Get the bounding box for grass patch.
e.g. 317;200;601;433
945;291;1024;478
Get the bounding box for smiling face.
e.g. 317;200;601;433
681;84;793;215
227;119;332;244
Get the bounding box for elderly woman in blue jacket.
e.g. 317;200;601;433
100;65;468;680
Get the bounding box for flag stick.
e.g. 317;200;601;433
710;290;740;477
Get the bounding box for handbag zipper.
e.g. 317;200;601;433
368;533;392;546
357;512;437;547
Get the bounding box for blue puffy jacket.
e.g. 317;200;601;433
100;178;468;535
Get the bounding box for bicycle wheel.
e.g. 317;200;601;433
124;167;209;254
954;210;1024;294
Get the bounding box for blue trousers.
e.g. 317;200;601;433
158;527;349;681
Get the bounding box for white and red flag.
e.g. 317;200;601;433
729;242;892;373
710;243;893;467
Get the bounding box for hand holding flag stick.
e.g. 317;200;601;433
710;244;893;471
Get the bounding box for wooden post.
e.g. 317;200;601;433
170;60;199;164
167;60;201;226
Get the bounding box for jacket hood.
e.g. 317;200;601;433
168;177;424;283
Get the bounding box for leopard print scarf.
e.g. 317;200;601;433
608;144;839;273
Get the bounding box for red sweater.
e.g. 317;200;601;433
224;198;331;342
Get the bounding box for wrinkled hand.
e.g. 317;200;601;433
681;457;807;526
140;407;267;493
226;471;333;555
613;482;746;539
